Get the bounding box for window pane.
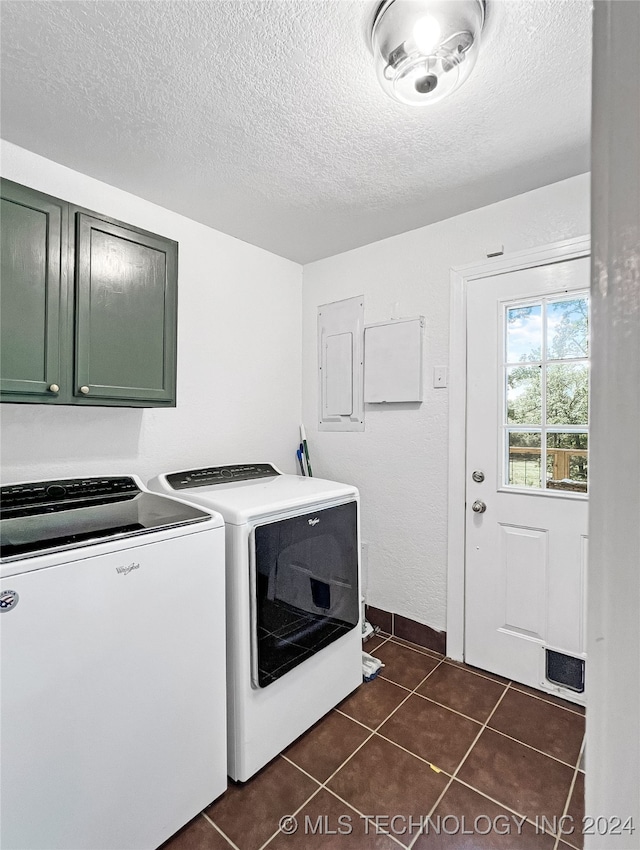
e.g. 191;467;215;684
546;363;589;425
547;297;589;360
506;305;542;363
547;433;588;493
507;432;542;488
507;365;542;424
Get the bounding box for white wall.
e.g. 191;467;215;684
302;173;590;632
0;141;303;485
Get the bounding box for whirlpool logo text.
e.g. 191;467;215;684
116;563;140;576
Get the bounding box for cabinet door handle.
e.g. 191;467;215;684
79;386;90;394
48;384;60;393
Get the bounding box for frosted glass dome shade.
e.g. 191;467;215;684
371;0;485;105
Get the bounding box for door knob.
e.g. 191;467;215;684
471;500;487;513
48;383;60;393
79;386;90;394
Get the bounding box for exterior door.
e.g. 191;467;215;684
465;256;589;704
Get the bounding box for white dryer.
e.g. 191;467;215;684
148;464;361;781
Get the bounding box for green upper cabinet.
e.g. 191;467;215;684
73;213;177;405
0;179;178;408
0;181;67;402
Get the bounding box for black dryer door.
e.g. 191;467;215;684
252;500;359;687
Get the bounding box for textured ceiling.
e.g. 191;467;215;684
0;0;592;263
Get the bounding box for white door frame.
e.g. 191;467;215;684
446;235;591;662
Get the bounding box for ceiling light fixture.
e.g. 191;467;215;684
370;0;486;106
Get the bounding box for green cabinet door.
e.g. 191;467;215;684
0;180;67;402
73;213;177;406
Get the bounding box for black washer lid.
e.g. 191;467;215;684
0;477;213;562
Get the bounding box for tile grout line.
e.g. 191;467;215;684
408;671;584;766
280;753;329;784
406;681;513;850
278;753;407;848
256;782;325;850
356;656;470;850
441;743;581;840
349;656;476;784
411;688;494;724
577;733;586;770
260;711;383;847
386;636;445;660
333;706;375;731
508;683;586;717
422;724;580;850
338;657;446;741
382;636;585;719
384;678;582;770
364;635;391;652
268;738;409;848
210;711;375;850
324;662;443;775
452;774;562;837
378;674;414;693
375;658;446;723
373;730;456;778
449;680;574;842
552;748;584;850
437;658;513;685
260;657;448;850
320;786;407;848
322;657;579;846
407;657;447;695
386;636;584;717
318;722;382;782
209;637;583;850
205;759;324;850
404;679;582;768
477;721;582;771
369;633;584;720
201;812;242;850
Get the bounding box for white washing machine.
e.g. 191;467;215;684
1;475;227;850
148;464;361;781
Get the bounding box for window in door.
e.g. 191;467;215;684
503;293;590;494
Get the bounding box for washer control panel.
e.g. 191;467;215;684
166;464;280;490
1;477;139;517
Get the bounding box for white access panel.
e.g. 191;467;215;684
364;317;424;403
1;527;227;850
318;295;364;431
324;332;353;415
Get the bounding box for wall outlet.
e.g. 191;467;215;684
433;366;448;388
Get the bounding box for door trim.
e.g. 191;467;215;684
446;236;591;661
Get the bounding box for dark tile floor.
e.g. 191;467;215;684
162;633;585;850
